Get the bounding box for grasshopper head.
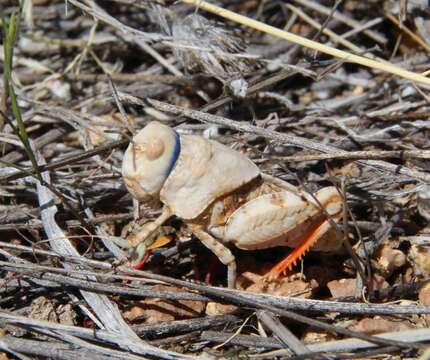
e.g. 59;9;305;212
122;121;180;202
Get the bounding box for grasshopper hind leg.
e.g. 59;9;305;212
264;217;341;281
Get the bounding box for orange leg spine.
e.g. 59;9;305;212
265;217;340;281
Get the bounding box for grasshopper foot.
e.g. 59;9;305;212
110;236;150;268
131;242;150;269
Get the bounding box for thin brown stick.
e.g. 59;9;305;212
0;139;127;183
271;150;430;162
1;258;428;316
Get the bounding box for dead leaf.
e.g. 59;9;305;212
123;285;205;324
123;304;146;323
28;297;77;325
419;283;430;306
87;113;135;146
239;270;316;298
333;162;361;178
206;302;238;316
272;279;316;298
328;275;389;298
57;304;77;326
418;185;430;221
377;244;406;277
327;278;357;298
370;275;390;292
409;245;430;277
353;316;414;334
302;328;336;344
28;297;58;322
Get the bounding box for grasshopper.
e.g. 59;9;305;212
121;122;343;288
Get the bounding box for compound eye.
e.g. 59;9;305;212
145;137;165;160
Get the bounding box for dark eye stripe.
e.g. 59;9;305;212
166;130;181;176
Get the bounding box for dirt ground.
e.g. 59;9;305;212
1;0;430;359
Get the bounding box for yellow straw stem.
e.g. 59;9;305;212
181;0;430;86
385;12;430;53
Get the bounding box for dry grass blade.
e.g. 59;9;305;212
1;10;39;178
0;139;127;183
201;327;430;353
181;0;430;86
